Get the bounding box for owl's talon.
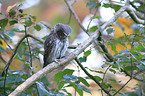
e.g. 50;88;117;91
54;59;61;63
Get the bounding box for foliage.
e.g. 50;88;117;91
0;0;145;96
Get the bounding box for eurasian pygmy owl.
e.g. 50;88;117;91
43;23;72;67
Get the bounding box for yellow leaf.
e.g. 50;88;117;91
113;17;134;38
0;39;7;49
109;44;131;55
6;3;17;15
109;17;134;55
116;17;133;27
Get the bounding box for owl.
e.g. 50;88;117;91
43;23;72;67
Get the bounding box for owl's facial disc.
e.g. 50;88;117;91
53;23;72;39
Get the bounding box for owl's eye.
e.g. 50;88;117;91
57;29;67;36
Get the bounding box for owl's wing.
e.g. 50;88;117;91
44;33;56;67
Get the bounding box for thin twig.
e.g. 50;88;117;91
25;26;40;96
0;53;7;64
86;8;99;33
64;0;88;34
74;58;113;96
27;33;44;43
54;81;62;94
67;0;77;24
67;11;72;24
4;72;7;96
113;78;132;96
130;34;136;78
24;26;33;70
101;65;111;96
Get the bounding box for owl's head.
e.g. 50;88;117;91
53;23;72;39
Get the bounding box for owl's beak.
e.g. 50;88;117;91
63;31;68;36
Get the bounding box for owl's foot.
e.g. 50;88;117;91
53;59;61;63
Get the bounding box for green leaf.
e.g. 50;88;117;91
54;69;74;84
56;93;66;96
61;89;72;96
9;9;16;17
132;43;144;52
85;67;104;74
89;26;98;32
94;76;102;82
124;66;138;70
58;81;66;90
0;39;2;45
110;4;122;12
109;79;121;83
124;33;128;42
81;85;91;94
107;42;118;54
86;1;101;12
54;71;64;84
36;81;49;94
31;16;36;21
78;77;90;87
91;16;101;19
109;68;116;74
41;76;50;86
136;65;145;70
6;75;23;84
34;24;41;31
9;19;18;25
24;17;33;27
102;3;110;8
0;18;8;29
11;28;25;33
106;28;114;34
84;50;91;57
72;83;83;96
86;1;94;7
18;13;27;18
79;57;87;63
19;9;23;13
5;28;16;36
63;69;74;75
63;75;77;83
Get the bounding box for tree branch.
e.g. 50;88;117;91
125;7;145;24
113;78;132;96
129;1;144;13
27;33;44;43
24;26;33;69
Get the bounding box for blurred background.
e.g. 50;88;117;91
0;0;143;96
